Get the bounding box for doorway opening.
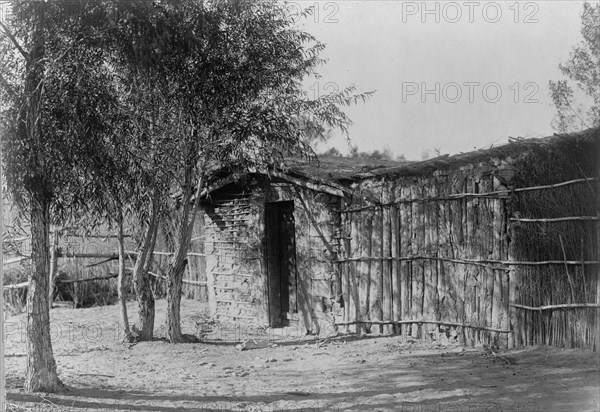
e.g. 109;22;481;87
265;201;298;327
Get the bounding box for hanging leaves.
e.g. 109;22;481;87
549;3;600;133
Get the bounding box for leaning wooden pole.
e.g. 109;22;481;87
48;229;59;310
1;130;6;411
596;144;600;352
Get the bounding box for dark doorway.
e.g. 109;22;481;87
265;201;298;327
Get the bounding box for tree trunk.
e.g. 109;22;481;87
165;169;203;343
132;196;160;341
132;228;157;341
117;212;133;342
23;2;64;393
166;253;188;343
165;206;194;343
134;269;155;341
26;193;64;392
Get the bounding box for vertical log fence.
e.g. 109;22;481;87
336;174;599;350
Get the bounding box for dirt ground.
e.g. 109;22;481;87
4;299;599;412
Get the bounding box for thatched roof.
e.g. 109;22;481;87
202;128;598;200
285;128;599;184
283;155;411;182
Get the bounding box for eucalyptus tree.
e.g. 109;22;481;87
71;52;184;343
111;0;373;343
0;1;122;391
0;0;171;388
1;0;186;351
549;2;599;132
45;3;184;342
111;73;183;342
105;0;373;343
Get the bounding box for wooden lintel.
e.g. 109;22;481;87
271;172;344;197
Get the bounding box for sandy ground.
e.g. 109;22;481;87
3;299;599;412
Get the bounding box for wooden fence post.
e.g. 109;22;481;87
382;183;393;335
508;219;518;349
390;186;401;334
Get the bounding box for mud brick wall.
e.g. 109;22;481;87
202;178;343;333
204;188;265;324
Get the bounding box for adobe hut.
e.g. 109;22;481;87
199;128;599;350
201;172;349;334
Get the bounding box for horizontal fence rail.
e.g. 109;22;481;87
510;217;600;223
510;303;600;311
342;177;598;213
335;255;599;267
2;270;208;289
333;319;512;334
2;250;206;266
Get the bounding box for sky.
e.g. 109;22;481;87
293;1;592;160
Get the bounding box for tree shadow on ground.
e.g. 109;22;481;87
201;330;384;349
6;346;599;411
